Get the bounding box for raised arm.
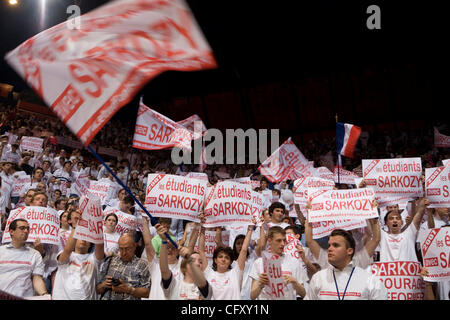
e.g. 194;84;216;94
412;198;429;230
237;224;254;271
58;228;76;264
197;226;208;271
295;204;306;226
156;223;172;281
364;217;381;257
141;216;155;263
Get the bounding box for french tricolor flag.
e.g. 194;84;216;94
336;122;362;158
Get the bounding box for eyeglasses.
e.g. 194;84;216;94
17;226;30;231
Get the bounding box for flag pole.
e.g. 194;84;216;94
335;113;340;185
87;145;178;249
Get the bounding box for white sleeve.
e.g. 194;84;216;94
303;271;320;300
367;274;388;300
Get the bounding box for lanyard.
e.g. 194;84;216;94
332;267;355;300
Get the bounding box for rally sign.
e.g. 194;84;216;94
362;158;423;201
317;166;334;181
262;251;286;300
308;188;378;222
11;172;31;197
132;102;194;151
293;176;335;206
87;181;110;205
103;207;139;236
333;166;359;185
443;159;450;167
20;136;44;153
2;206;60;245
418;228;450;282
184;172;209;182
194;230;230;262
145;174;207;222
204;181;261;228
371;261;425;300
311;219;367;239
284;233;301;259
425;166;450;208
73;194;104;244
434;127;450;148
74;172;91;196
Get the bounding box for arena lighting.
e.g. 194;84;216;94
9;0;18;5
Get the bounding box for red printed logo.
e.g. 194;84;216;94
312;203;323;211
424;257;438;267
426;188;441;196
135;124;148;136
51;84;84;123
145;197;157;205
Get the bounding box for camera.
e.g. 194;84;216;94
111;278;121;286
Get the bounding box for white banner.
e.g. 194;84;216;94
145;174;207;222
308;188;378;222
425;166;450;208
73;194;104;244
311;219;367;239
362;158;423;201
20;136;44;153
11;172;31;197
87;181;110;205
371;261;425;300
184;172;209;182
262;251;286;300
333;166;359;185
74;172;91;196
194;230;230;262
204;181;261;228
103;207;139;236
443;159;450;167
434;127;450;148
293;176;335;206
2;206;60;245
418;228;450;282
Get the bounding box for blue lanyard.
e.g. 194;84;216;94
332;267;355;300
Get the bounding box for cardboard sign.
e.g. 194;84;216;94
362;158;423;201
87;181;110;205
74;172;91;196
311;219;367;239
371;261;425;300
262;251;286;300
184;172;209;182
308;188;378;222
11;172;31;197
204;181;261;228
434;127;450;148
284;233;301;259
443;159;449;167
425;166;450;208
103;207;139;236
317;166;334;181
20;136;44;153
418;228;450;282
73;194;104;244
194;230;230;262
2;206;60;245
294;176;335;206
145;174;207;222
333;166;359;185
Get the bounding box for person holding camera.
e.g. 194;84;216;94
96;233;150;300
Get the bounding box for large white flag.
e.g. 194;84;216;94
5;0;217;146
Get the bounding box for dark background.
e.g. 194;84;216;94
0;0;448;141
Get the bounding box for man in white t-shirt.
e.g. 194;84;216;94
52;226;105;300
304;229;387;300
379;198;428;262
0;219;48;298
249;226;307;300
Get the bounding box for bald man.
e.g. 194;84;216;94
96;233;150;300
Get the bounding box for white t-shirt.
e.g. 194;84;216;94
304;261;387;300
161;274;212;300
0;244;45;297
316;247;373;270
103;231;120;255
231;250;258;300
379;224;419;262
205;266;243;300
52;251;101;300
147;256;183;300
248;254;308;300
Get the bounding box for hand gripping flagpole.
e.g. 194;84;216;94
87;145;178;249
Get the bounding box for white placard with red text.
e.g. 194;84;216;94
294;176;335;206
371;261;425;300
418;228;450;282
194;230;230;262
11;172;31;197
102;207;139;236
311;219;367;239
145;174;206;222
443;159;449;167
362;158;423;204
74;194;104;244
425;166;450;208
74;172;91;196
204;181;261;228
20;136;44;153
87;181;110;205
2;206;60;245
308;188;378;222
333;166;359;185
262;251;286;300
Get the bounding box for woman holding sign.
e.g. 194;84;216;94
202;222;254;300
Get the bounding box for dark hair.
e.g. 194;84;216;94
105;213;118;224
268;226;286;239
9;218;28;231
384;210;401;224
269;202;285;215
272;189;281;196
54;197;66;208
158;217;172;225
329;229;355;258
33;167;44;175
232;235;249;260
212;247;234;271
122;194;135;206
285;225;303;241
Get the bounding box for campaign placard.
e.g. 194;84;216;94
194;230;230;262
11;172;31;197
74;172;91;196
371;261;425;300
87;181;110;205
20;136;44;153
311;219;367;239
362;158;423;202
262;251;286;300
103;207;139;236
204;181;261;228
145;174;207;222
425;166;450;208
308;188;378;222
74;194;104;244
418;228;450;282
294;176;335;206
2;206;60;245
333;166;359;185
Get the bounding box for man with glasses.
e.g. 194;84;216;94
96;233;150;300
0;219;48;297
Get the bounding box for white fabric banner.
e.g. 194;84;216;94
308;188;378;222
418;228;450;282
145;174;207;222
425;166;450;208
20;136;44;153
